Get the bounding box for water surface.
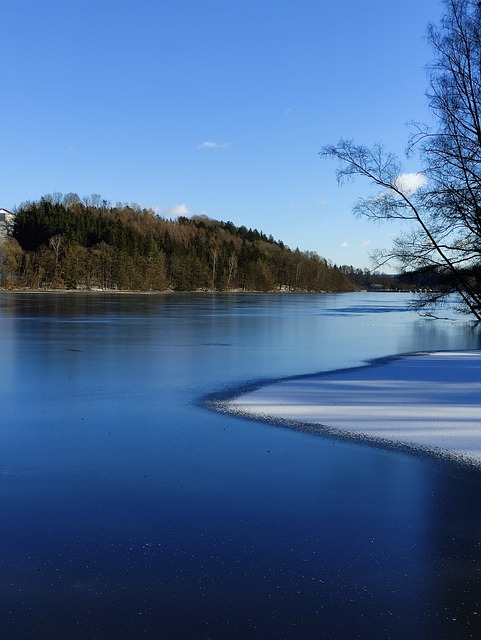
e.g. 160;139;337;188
0;292;480;639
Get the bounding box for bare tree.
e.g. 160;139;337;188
322;0;481;320
226;251;237;289
49;234;63;265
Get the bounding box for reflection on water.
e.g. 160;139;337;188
0;291;480;639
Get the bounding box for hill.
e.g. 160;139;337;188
0;194;353;293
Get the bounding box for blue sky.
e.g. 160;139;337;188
2;0;443;269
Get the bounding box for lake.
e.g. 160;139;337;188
0;291;480;639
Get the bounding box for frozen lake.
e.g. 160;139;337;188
0;291;480;639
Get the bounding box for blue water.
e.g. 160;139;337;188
0;291;480;639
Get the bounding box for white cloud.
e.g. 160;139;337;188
284;107;293;117
163;203;191;218
394;172;427;195
316;198;328;207
197;140;230;150
340;239;371;249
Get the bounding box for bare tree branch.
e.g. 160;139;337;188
322;0;481;320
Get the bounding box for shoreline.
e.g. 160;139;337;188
0;288;401;295
214;350;481;470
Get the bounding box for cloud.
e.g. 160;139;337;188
394;172;427;195
197;140;230;150
316;198;328;207
284;107;293;117
163;203;191;218
340;239;372;249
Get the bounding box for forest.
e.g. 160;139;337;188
0;194;357;293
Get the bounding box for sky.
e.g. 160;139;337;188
1;0;444;270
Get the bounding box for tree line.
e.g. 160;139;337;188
0;194;353;293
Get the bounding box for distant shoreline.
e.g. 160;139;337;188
0;288;400;295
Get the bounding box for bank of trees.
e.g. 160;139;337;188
339;265;403;291
323;0;481;319
0;195;352;292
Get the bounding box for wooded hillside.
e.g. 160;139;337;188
0;195;353;292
